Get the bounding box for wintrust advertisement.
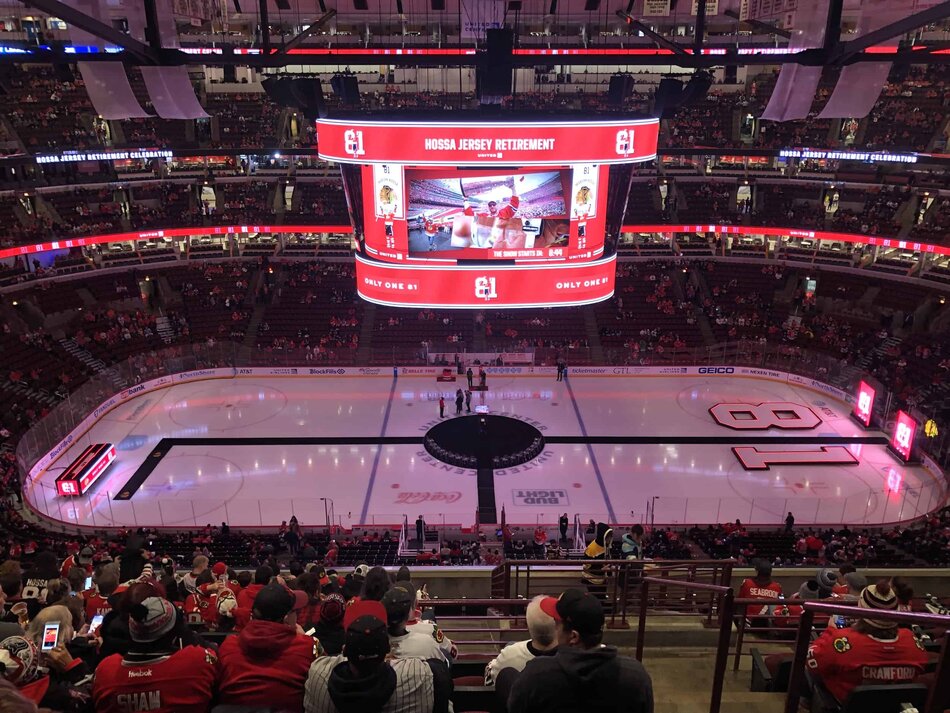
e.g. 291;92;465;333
355;253;615;308
316;118;659;166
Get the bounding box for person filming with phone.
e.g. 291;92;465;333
0;604;93;711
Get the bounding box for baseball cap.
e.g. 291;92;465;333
211;562;228;577
381;585;415;624
344;615;390;664
353;564;370;579
0;636;38;686
344;599;388;631
78;546;95;564
252;583;308;622
319;593;346;625
129;597;177;642
540;588;605;638
217;589;238;619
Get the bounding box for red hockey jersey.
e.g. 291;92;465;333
93;645;217;713
807;626;928;702
738;579;783;616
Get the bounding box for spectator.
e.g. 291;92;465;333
834;572;868;604
738;560;783;625
507;589;653;713
360;567;391;603
484;595;558;685
890;576;914;612
83;566;118;622
832;564;857;596
807;581;928;703
622;525;645;560
312;593;347;656
382;587;447;664
0;634;90;712
181;555;208;594
216;582;317;711
236;565;273;610
303;603;451;713
93;597;217;713
815;568;839;599
0;678;42;713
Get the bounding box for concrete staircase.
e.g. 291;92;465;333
242;305;267;349
355;303;377;363
582;308;605;363
59;338;126;390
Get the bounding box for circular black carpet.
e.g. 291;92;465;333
424;415;544;470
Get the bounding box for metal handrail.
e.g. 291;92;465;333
784;602;950;713
636;575;735;713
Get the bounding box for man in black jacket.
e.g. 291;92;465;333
507;588;653;713
304;602;452;713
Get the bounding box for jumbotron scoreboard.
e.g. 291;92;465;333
316;116;659;309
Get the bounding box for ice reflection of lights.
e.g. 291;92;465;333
887;468;902;493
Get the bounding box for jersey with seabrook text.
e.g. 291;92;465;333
738;579;783;616
807;626;928;702
92;645;217;713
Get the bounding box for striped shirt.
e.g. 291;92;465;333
304;656;435;713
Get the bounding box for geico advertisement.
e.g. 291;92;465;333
316;119;659;166
355;254;616;308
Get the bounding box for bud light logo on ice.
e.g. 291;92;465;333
475;276;498;301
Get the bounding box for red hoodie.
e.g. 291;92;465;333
236;583;266;610
215;619;317;711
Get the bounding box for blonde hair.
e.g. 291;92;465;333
575;186;591;204
25;605;74;647
379;185;394;203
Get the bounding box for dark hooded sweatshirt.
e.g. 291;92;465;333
507;645;653;713
216;618;317;711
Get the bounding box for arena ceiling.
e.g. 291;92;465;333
3;0;950;66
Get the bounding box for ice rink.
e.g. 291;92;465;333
24;372;947;530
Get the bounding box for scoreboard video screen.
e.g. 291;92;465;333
316;117;659;309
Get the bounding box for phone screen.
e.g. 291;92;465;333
84;576;93;590
41;623;60;651
90;615;104;632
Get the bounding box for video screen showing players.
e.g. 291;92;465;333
406;170;569;256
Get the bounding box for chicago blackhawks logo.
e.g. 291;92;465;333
833;637;852;654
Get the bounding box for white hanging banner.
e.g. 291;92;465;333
818;0;903;119
691;0;719;14
642;0;672;17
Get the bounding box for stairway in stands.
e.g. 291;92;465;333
59;338;126;390
582;308;605;363
354;303;377;363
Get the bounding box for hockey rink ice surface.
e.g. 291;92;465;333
25;373;948;529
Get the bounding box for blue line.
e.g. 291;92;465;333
564;374;617;524
360;376;398;524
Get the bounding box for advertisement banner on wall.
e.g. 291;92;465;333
316;118;660;166
355;253;616;308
